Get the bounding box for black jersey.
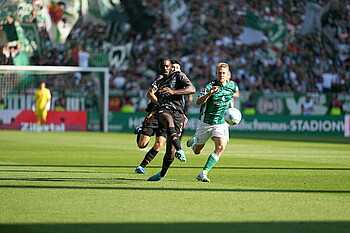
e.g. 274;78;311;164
145;75;163;113
150;71;192;113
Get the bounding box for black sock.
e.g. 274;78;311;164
140;147;159;168
161;156;174;177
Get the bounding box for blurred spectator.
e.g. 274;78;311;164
321;69;337;93
85;91;98;111
243;94;256;115
121;97;133;113
1;45;12;65
74;44;92;84
111;71;126;89
109;97;122;112
54;93;66;111
77;44;92;68
329;94;342;115
301;95;314;116
2;16;18;42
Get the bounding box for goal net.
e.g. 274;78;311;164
0;65;109;132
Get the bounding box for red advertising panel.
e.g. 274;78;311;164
0;110;87;131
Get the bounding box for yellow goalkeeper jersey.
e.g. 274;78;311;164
35;88;51;110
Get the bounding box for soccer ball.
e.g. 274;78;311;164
224;108;242;125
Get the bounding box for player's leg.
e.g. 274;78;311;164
188;121;211;155
197;124;229;182
202;136;227;171
137;113;161;149
36;115;41;126
158;111;185;162
148;110;186;181
172;111;187;162
135;135;166;174
134;127;153;173
186;134;196;147
162;141;175;176
35;109;41;126
137;134;151;149
147;140;174;181
42;109;48;124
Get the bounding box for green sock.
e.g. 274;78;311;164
203;152;219;171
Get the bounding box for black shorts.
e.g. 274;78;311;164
140;114;167;138
156;107;185;135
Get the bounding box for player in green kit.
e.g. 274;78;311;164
186;62;239;182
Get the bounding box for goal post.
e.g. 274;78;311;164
0;65;109;132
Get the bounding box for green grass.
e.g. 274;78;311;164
0;130;349;233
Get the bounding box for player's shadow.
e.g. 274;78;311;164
1;164;349;171
0;169;99;173
0;184;349;194
0;222;349;233
0;177;145;183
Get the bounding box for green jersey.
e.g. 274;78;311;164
198;80;239;125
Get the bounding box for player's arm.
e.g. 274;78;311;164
159;73;196;95
174;82;196;95
159;82;195;96
196;86;218;105
45;91;51;110
147;75;162;104
144;89;158;124
228;86;240;108
233;92;240;98
147;87;158;104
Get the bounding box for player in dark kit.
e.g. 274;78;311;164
147;57;196;181
134;60;185;174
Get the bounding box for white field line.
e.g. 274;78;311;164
224;151;350;158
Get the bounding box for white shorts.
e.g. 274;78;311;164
194;121;229;145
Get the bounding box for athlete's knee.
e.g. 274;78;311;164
153;142;163;151
193;145;203;155
193;149;201;155
215;145;225;155
138;135;150;149
193;147;202;155
138;141;149;149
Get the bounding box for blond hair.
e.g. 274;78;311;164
216;62;229;72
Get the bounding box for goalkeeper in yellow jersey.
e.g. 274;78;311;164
34;82;51;126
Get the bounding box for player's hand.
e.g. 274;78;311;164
159;87;175;95
145;112;154;124
209;86;219;95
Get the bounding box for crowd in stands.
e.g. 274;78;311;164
1;0;349;96
137;0;350;94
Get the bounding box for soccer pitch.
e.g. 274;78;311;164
0;130;349;233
